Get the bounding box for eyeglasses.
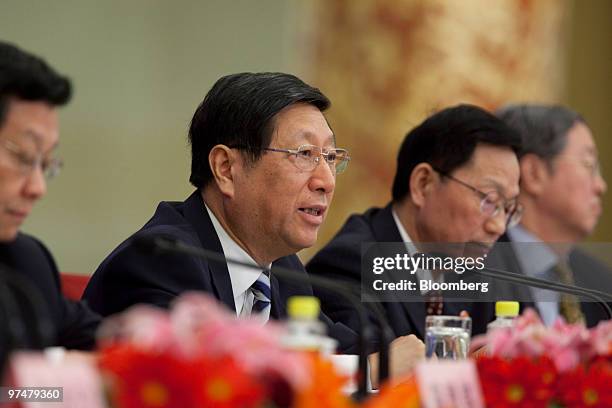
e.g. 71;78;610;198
263;144;350;174
433;167;523;228
0;139;63;180
557;156;601;178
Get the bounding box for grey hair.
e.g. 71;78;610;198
496;104;585;162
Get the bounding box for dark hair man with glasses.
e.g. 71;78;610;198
494;104;611;327
0;41;100;350
307;104;522;339
84;72;425;372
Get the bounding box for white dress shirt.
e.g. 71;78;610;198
507;226;560;326
391;208;444;294
205;204;271;322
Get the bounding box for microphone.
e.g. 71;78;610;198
471;266;612;319
134;235;383;399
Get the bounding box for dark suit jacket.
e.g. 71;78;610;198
83;191;359;353
306;204;494;340
0;233;100;350
488;233;612;328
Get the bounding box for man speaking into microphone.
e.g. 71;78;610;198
84;73;424;374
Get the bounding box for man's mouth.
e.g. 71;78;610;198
299;207;323;216
465;242;494;256
6;209;29;222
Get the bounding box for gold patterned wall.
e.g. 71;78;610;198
298;0;568;261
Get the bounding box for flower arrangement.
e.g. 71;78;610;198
472;309;612;407
98;293;350;408
97;293;611;408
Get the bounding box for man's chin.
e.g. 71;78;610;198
290;233;318;253
0;227;19;243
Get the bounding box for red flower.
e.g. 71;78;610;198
100;346;266;408
476;356;557;408
194;355;265;408
100;345;202;408
557;360;612;407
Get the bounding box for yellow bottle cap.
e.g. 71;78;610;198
495;301;520;317
287;296;320;319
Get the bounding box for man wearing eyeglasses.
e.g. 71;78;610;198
0;42;100;351
495;104;611;327
84;72;425;372
307;104;522;340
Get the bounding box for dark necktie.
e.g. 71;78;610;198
554;261;585;324
425;289;444;315
251;271;271;314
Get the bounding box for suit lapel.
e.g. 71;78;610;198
371;204;426;338
268;268;283;319
492;233;535;311
183;191;236;312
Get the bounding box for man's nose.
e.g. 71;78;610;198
23;165;47;200
484;210;507;238
309;157;336;194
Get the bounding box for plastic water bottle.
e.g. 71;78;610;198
487;301;520;331
281;296;337;355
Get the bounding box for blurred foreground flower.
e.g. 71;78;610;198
97;292;351;408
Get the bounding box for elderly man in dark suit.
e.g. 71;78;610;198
495;104;611;327
84;73;424;374
307;105;522;339
0;42;100;354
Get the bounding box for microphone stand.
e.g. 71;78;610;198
353;290;395;383
472;266;612;319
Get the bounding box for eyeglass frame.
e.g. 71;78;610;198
553;155;601;179
228;144;351;174
0;138;63;180
431;166;523;227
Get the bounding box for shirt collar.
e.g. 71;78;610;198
507;225;559;278
204;204;270;301
391;208;418;255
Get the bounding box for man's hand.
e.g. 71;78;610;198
368;334;425;388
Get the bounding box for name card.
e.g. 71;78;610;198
5;350;106;408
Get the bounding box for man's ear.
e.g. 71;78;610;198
519;154;549;196
209;144;238;198
409;163;437;208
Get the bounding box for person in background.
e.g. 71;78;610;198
495;104;611;327
307;104;522;339
0;41;100;352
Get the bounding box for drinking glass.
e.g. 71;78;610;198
425;315;472;359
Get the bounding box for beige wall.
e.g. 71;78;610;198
1;0;610;274
564;0;612;243
2;0;296;273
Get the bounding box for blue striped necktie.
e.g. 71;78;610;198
251;271;271;314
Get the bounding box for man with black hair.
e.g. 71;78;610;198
0;41;100;351
495;104;611;327
307;104;522;339
84;72;425;372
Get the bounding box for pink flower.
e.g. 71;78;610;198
97;292;313;391
97;305;175;352
590;320;612;357
476;307;599;371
